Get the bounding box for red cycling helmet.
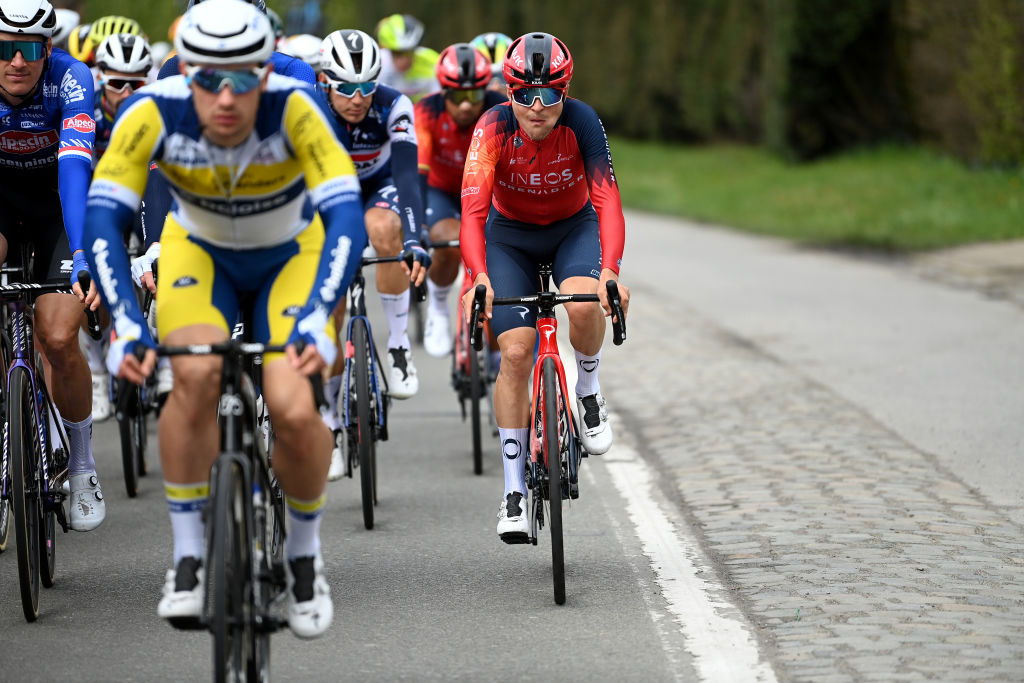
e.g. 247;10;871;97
502;32;572;89
436;43;491;89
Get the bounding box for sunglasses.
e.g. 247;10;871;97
100;76;148;93
320;80;377;98
510;87;565;108
445;88;485;105
185;65;268;94
0;40;47;62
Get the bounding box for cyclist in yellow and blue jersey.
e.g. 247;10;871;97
83;0;365;639
375;13;438;103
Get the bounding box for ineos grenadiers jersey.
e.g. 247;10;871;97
460;99;625;279
0;48;96;252
414;89;506;196
321;83;423;242
84;73;363;345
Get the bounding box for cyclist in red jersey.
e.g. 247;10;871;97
459;32;630;542
415;43;506;357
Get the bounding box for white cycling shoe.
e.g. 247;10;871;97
157;556;204;628
496;491;529;544
69;472;106;531
577;393;613;455
423;310;453;358
91;372;112;422
286;554;333;638
387;347;419;399
327;435;345;481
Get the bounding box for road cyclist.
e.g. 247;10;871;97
470;31;512;93
315;28;431;478
0;0;107;533
374;13;438;103
459;32;630;541
83;0;367;638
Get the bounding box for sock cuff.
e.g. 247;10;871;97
166;481;210;512
62;415;93;430
286;492;327;520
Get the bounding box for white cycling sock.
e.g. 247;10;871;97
82;329;106;374
380;292;410;350
499;427;529;497
322;374;343;432
64;416;95;474
285;493;326;560
166;481;208;564
574;349;601;398
426;280;452;317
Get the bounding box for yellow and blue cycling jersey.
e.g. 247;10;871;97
83;72;366;350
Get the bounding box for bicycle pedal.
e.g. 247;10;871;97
499;531;531;545
569;483;580;500
167;615;205;631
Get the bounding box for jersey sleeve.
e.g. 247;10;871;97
386;94;424;242
283;89;367;310
577;105;625;273
459;110;503;280
414;98;433;178
56;58;97;253
84;95;165;347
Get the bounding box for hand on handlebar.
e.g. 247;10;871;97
400;240;431;287
597;269;629;322
461;274;493;326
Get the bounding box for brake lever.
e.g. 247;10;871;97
606;280;626;346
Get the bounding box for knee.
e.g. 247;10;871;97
36;320;82;366
566;301;603;330
367;217;401;254
501;340;534;378
268;396;323;455
170;359;221;415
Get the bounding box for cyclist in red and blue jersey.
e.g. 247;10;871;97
414;42;506;358
459;32;630;542
0;0;106;532
317;29;429;404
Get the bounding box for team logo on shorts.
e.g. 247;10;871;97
173;276;198;288
375;201;390;209
282;305;301;317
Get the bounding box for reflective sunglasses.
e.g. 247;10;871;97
185;65;268;94
100;76;148;93
445;88;485;105
320;80;377;98
0;40;47;62
510;86;565;108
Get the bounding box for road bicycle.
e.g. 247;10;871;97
121;336;322;682
335;253;424;530
469;266;626;604
0;261;100;621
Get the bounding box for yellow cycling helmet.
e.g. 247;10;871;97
67;23;95;64
90;15;144;44
375;14;424;52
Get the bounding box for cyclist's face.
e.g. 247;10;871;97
443;92;485;129
507;84;565;142
390;49;413;74
0;33;49;101
185;62;266;147
100;69;148;112
326;84;373;125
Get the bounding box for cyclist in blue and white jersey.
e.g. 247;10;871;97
0;0;105;531
84;0;365;637
316;29;429;415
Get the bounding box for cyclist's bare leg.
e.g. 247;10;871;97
366;207;406;296
560;275;605;356
427;218;460;287
159;324;226;483
261;357;331;500
35;293;92;422
493;326;537;429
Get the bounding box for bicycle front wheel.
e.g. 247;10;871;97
9;366;41;621
469;343;484;476
118;384;143;498
208;459;254;682
542;357;565;605
0;333;10;553
352;319;376;530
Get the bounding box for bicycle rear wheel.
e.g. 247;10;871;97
541;357;565;605
118;385;143;498
208;459;254;682
9;366;41;620
352;319;376;530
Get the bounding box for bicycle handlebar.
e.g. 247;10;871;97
78;272;103;341
358;253;427;302
468;280;627;349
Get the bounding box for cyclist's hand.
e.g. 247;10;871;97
83;277;102;311
461;273;493;325
597;268;629;322
400;240;431;287
288;302;336;374
110;339;157;386
130;242;160;294
71;251;91;303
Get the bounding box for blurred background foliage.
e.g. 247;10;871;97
61;0;1024;166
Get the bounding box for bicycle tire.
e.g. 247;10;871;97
542;357;566;605
352;319;375;529
0;332;10;553
469;344;483;475
118;385;142;498
9;366;41;621
208;459;254;683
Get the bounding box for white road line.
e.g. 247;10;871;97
560;335;776;683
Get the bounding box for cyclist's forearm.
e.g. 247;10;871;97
57;157;92;253
306;200;367;311
391;141;425;242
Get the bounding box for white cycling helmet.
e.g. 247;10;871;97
320;29;381;83
50;7;78;45
281;33;321;70
95;34;153;74
0;0;56;37
174;0;274;67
